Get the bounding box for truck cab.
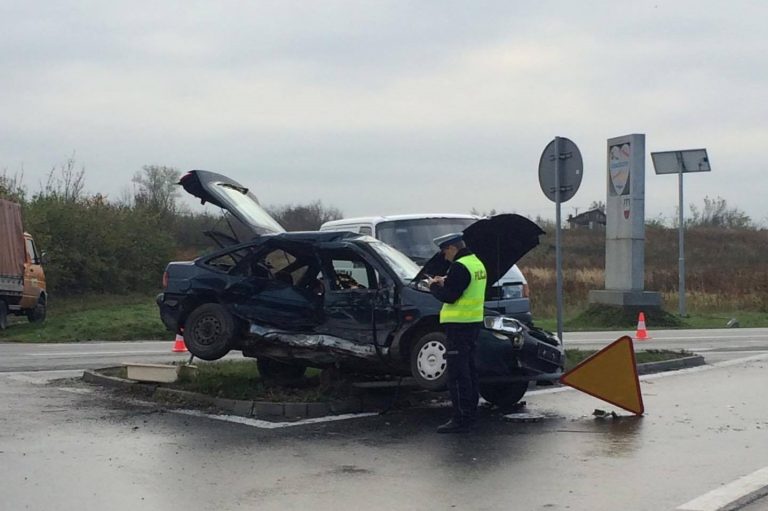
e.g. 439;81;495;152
19;232;47;321
0;196;47;329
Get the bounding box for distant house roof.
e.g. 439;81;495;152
567;208;606;229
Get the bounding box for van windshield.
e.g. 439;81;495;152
376;218;476;264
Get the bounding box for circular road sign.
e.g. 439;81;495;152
538;137;583;203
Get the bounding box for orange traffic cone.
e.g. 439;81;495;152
634;312;651;340
172;329;188;352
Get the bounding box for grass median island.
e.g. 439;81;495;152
168;361;338;403
122;350;694;403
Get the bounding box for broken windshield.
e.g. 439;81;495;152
366;238;421;282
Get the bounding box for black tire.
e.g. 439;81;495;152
479;381;529;409
184;303;236;361
257;358;307;382
0;300;8;330
410;331;449;390
27;296;46;323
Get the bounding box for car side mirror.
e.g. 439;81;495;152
40;252;49;265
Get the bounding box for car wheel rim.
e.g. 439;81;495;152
417;340;447;381
194;315;223;346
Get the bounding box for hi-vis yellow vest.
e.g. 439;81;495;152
439;254;487;323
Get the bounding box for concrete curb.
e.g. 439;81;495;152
636;355;706;375
82;368;374;419
82;355;705;420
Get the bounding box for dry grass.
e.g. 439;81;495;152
520;226;768;317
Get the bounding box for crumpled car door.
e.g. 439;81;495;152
314;242;398;346
223;241;323;331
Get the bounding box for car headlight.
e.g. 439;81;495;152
484;316;525;348
500;284;523;299
484;315;523;333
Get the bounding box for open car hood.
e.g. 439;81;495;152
179;170;285;239
416;214;544;287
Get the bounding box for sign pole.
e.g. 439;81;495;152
554;137;564;344
651;148;710;317
538;136;583;347
678;167;686;317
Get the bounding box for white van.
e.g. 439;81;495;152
320;213;533;324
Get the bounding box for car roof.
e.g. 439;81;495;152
321;213;480;229
265;231;363;243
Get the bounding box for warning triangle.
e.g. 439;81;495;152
560;335;644;415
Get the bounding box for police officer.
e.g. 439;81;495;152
427;232;487;433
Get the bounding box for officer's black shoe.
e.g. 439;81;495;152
436;419;471;434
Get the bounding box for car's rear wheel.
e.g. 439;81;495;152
184;303;235;361
257;358;307;382
410;331;449;390
479;381;529;409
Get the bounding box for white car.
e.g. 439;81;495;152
321;213;535;325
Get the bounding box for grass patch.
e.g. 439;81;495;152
566;305;686;330
565;348;694;371
536;308;768;331
170;361;333;402
0;293;170;343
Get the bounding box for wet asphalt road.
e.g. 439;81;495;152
1;352;767;511
1;327;766;373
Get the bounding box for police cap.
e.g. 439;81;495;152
433;232;464;249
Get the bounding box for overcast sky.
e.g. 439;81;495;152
1;1;766;225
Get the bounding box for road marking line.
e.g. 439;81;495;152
30;351;176;357
677;466;768;511
172;409;378;429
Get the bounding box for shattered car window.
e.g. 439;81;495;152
216;183;285;234
366;239;420;282
329;257;374;289
205;247;253;273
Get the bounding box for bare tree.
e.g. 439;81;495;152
132;165;181;215
267;201;343;231
469;207;498;217
42;153;85;202
687;196;752;229
588;200;606;213
0;167;26;202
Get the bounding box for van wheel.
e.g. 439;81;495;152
184;303;235;361
410;331;449;390
0;301;8;330
27;296;47;323
479;382;529;409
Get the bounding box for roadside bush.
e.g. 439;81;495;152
23;194;175;295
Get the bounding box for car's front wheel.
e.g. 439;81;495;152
27;296;46;323
410;331;449;390
479;381;529;409
184;303;236;361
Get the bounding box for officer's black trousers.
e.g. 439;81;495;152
444;323;480;423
